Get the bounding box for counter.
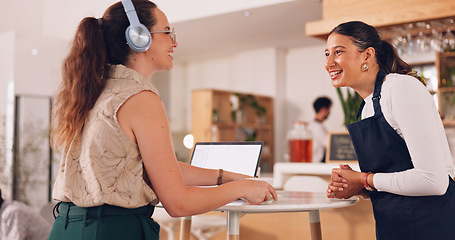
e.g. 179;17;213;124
272;162;360;189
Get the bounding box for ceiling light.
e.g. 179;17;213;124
183;134;194;149
31;48;39;55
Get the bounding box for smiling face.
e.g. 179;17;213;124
145;8;178;73
325;33;366;89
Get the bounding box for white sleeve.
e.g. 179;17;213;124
373;76;450;196
309;122;328;148
2;209;27;240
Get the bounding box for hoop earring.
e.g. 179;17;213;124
362;63;369;72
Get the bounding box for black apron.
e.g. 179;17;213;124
347;69;455;240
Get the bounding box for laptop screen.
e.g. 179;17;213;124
190;142;263;177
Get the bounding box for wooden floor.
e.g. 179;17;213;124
159;198;376;240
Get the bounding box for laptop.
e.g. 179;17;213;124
190;142;263;177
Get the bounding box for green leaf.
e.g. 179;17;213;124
336;87;362;126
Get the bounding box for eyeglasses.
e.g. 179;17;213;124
150;27;177;44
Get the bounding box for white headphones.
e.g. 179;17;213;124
121;0;151;52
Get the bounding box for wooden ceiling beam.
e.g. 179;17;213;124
306;0;455;39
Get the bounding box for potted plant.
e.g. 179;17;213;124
336;88;363;126
235;93;267;124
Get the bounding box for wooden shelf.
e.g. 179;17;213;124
440;52;455;58
443;120;455;127
438;87;455;93
436;52;455;122
192;89;274;172
213;122;273;129
305;0;455;39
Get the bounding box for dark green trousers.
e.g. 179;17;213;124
48;202;160;240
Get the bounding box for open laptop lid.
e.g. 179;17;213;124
190;142;263;177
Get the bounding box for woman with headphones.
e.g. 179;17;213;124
48;1;277;239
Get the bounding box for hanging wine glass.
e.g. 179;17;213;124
430;29;444;53
403;23;415;56
429;21;444;53
391;26;407;57
442;18;455;52
443;28;455;51
415;22;430;54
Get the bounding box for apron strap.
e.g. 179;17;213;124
355;100;365;121
372;69;387;117
354;69;387;121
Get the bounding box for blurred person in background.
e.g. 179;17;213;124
308;96;332;163
0;189;51;240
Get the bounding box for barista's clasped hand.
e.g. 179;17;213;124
327;164;365;199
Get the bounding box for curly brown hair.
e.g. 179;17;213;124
51;0;157;150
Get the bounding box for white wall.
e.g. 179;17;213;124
14;36;67;96
0;31;15;200
169;45;347;163
285;44;346;132
38;0;297;41
1;0;67;98
0;31;15;119
170;48;288;160
155;0;296;23
182;48;284;134
168;63;188;132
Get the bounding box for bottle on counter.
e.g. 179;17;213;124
287;121;312;162
211;125;219;142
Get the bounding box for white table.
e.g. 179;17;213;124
179;190;358;240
